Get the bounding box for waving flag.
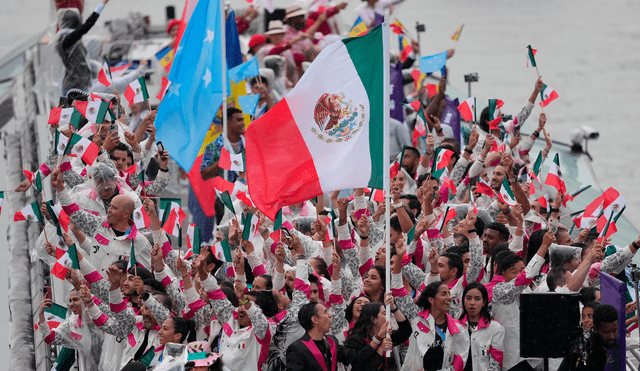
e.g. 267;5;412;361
22;169;42;193
241;212;259;240
487;99;504;129
349;17;368;37
216;190;236;214
75;100;108;124
237;94;260;116
44;303;67;329
48;107;81;127
526;45;537;67
185;224;202;257
540;84;559;107
124;77;150;106
409;101;427;146
245;27;385;220
441;169;457;195
45;201;70;232
431;148;454;179
434;207;456;232
98;61;113;87
124;162;145;183
157;77;171;101
398;34;413;62
132;206;151;230
0;191;3;215
457;97;476;122
476;177;494;197
420;51;447;74
156;46;175;73
563;184;591;206
390;20;408;35
156;0;225;173
65;133;100;165
51;244;79;280
545;153;566;194
498;178;516;206
228;57;259;83
14;201;43;222
410;69;426;89
451;24;464;41
214;238;234;262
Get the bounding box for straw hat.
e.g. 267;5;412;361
265;20;286;36
283;5;307;21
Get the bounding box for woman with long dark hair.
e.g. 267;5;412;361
459;283;505;371
392;240;469;371
345;293;411;371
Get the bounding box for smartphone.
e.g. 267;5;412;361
43;286;52;300
157;141;165;153
58;97;69;108
110;123;118;133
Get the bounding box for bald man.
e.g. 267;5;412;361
51;170;161;275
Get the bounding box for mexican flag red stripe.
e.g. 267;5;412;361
245;27;384;220
544;153;566;194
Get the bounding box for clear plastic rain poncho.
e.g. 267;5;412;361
549;244;583;269
34;8;92;103
42;293;105;371
75;162;135;209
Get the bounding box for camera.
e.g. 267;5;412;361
580;125;599;139
464;73;479;83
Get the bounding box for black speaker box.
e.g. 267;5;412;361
519;293;582;358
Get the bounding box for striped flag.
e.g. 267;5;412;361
44;303;68;329
22;169;42;193
540;84;559;107
155;46;175;73
185;224;202;257
457;97;476;122
45;201;70;232
14;201;42;222
48;107;81;127
127;241;137;270
409;101;427;146
0;191;3;215
65;133;100;165
157;77;171;101
236;191;255;208
434;207;456;232
216;190;236;214
161;202;186;237
98;61;113;87
124;162;145;183
219;148;245;172
441;168;457;195
51;244;79;280
241;212;259;241
431;148;454;179
214;238;234;262
349;17;368;37
398;34;413;62
498;178;516;206
526;45;537;67
487;99;504;129
75;100;108;124
390;20;408;35
544;153;566;194
451;24;464;41
132;206;151;230
476;177;494;197
55;130;70;156
124;77;149;106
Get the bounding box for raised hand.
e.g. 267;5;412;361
356;214;370;237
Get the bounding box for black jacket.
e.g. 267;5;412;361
286;333;352;371
344;318;412;371
558;330;612;371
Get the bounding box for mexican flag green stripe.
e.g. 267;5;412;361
343;26;384;190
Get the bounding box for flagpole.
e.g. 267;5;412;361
382;10;391;356
221;0;228;182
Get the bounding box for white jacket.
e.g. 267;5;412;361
460;316;505;371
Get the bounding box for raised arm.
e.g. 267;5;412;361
52;169;101;238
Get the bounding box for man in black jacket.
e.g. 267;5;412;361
286;302;352;371
559;304;619;371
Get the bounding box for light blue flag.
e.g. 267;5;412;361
237;94;260;116
228;57;259;83
155;0;224;172
420;51;448;73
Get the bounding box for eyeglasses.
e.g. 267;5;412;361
96;184;116;192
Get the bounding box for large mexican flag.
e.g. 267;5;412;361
245;27;385;220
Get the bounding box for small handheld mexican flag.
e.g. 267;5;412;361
431;148;454;179
487;99;504;129
157;77;171;101
434;207;456;233
216;190;236;214
98;61;113;87
219;148;245;172
124;76;149;106
0;191;4;215
46;200;71;232
51;244;79;280
132;205;151;230
185;224;202;258
406;222;417;242
65;133;100;166
273;209;283;230
241;212;259;241
457;97;476;122
214;238;234;262
441;168;457;195
324;210;337;241
44;303;68;329
390;146;406;180
22;169;42;193
526;45;537;67
75;100;109;124
55;130;70;155
409;101;427;146
124;162;145;183
564;184;591;206
498;178;517;206
127;241;137;270
236;191;255;208
14;201;43;222
161;201;186;238
540;84;559;108
475;177;494;197
48;107;82;127
544;153;566;194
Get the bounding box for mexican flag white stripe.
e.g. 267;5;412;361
245;27;384;220
544;153;566;194
124;76;149;106
75;101;108;124
14;202;42;222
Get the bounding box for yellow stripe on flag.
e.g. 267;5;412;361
349;21;368;38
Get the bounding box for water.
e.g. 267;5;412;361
0;0;639;364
